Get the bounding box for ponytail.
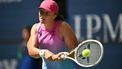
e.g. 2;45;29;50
54;14;64;21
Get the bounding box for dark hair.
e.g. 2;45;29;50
54;13;64;21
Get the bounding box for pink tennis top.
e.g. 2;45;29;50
36;21;76;69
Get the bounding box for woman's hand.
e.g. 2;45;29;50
52;52;69;61
44;50;55;60
52;52;63;61
45;51;69;61
44;49;63;61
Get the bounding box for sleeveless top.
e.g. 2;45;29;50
36;21;76;69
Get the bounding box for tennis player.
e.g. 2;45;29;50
27;0;78;69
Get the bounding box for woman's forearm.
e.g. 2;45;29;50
28;46;40;58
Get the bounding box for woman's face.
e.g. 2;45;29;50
39;9;55;24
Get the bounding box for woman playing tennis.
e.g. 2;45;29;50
27;0;78;69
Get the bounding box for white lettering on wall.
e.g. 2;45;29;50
0;59;18;69
0;0;22;3
73;14;122;43
86;15;101;39
103;14;122;43
74;15;82;40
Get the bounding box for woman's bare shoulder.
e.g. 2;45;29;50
60;21;73;32
31;23;40;33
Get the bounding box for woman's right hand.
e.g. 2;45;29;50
44;50;55;61
45;50;70;61
45;50;64;61
52;52;69;61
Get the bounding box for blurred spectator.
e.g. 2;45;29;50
17;25;42;69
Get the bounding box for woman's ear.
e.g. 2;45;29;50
53;14;57;20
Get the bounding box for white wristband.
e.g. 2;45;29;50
39;49;46;58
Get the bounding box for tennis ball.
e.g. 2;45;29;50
82;49;91;58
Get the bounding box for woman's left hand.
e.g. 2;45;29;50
52;52;66;61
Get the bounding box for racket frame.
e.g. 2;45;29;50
64;39;104;67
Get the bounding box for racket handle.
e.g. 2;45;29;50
60;52;69;59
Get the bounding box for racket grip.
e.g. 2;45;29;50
60;52;69;59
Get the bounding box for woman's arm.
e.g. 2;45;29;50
27;24;40;58
54;21;78;59
60;21;78;51
27;24;55;59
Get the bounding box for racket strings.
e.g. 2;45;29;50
76;42;103;66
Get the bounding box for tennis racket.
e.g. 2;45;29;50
61;39;104;67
